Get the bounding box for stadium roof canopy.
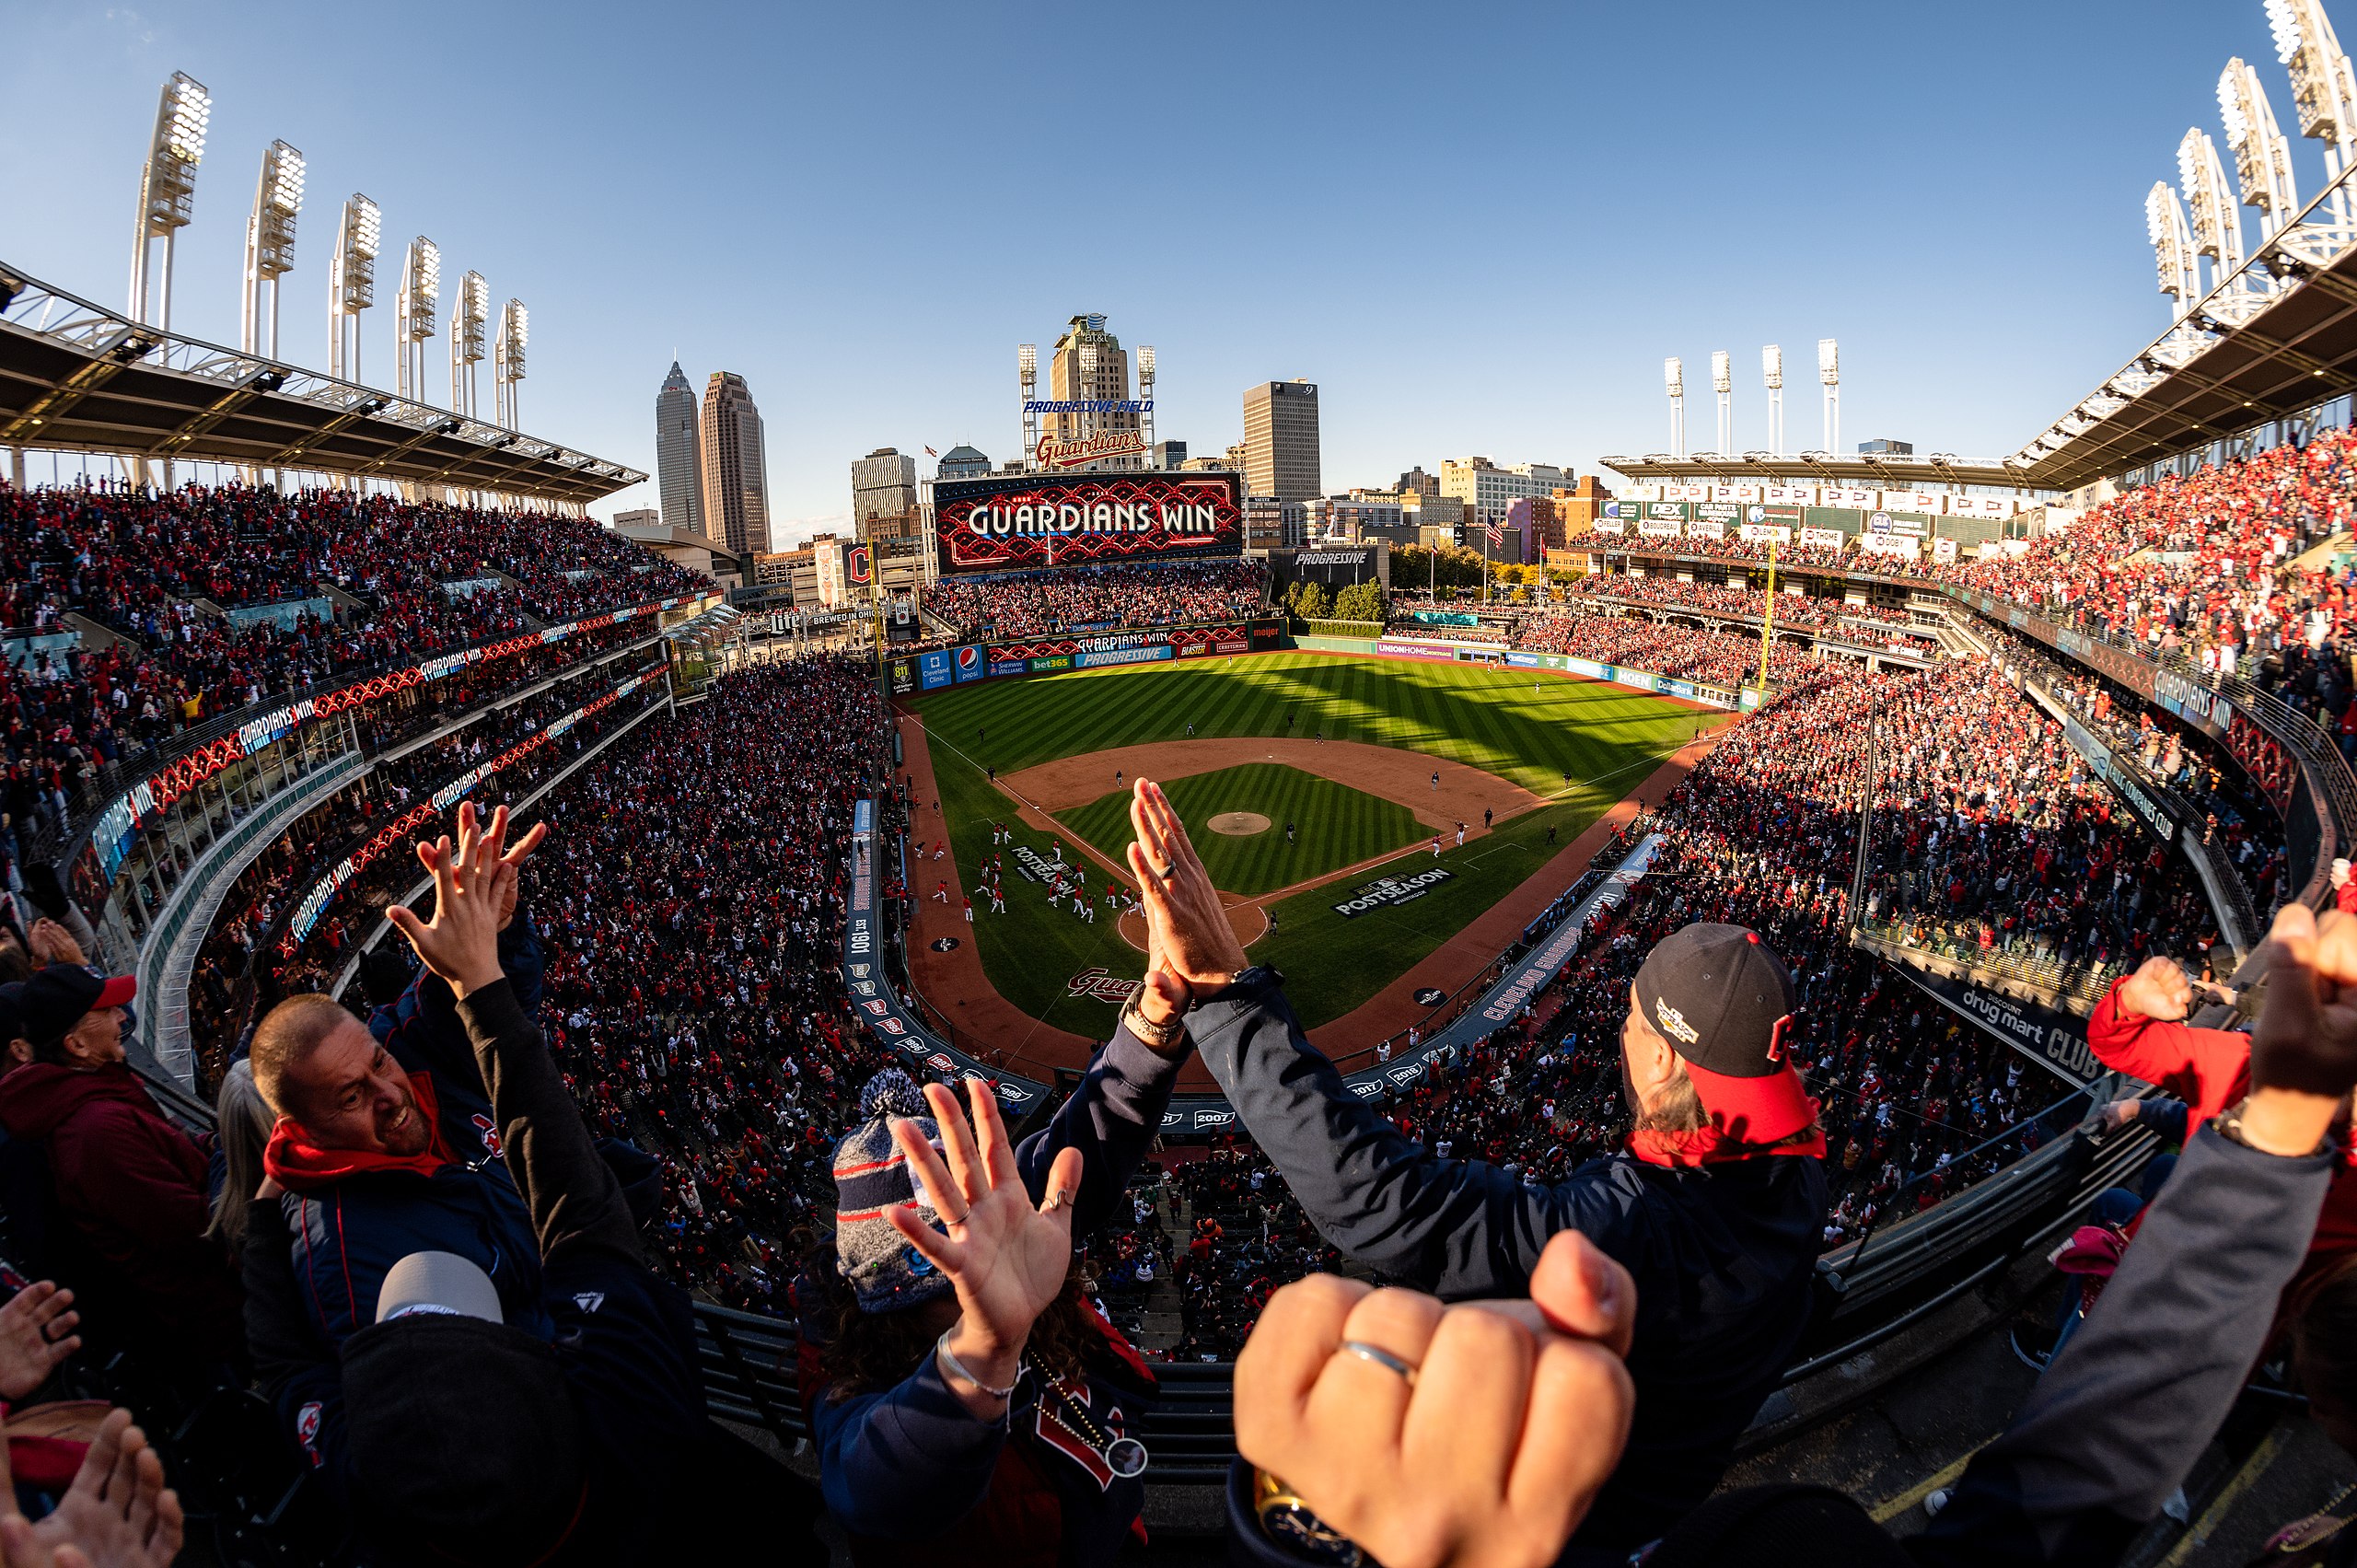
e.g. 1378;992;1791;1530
1598;451;2038;491
0;263;644;505
2009;168;2357;494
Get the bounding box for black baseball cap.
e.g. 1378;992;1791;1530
1633;923;1814;1145
19;965;135;1049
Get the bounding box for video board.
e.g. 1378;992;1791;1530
932;470;1243;575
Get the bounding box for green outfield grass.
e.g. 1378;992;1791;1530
911;654;1726;1031
1055;763;1427;896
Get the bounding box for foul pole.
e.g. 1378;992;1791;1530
1756;534;1778;703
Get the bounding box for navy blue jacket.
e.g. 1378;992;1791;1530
804;1024;1180;1566
1186;970;1827;1560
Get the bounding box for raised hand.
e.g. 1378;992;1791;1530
0;1408;184;1568
1235;1232;1638;1568
886;1078;1085;1414
0;1281;80;1400
2116;955;2195;1022
1126;780;1247;993
2244;905;2357;1155
25;919;86;969
386;802;548;998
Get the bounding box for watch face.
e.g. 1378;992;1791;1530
1107;1436;1148;1478
1260;1502;1364;1568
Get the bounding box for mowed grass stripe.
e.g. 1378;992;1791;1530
1054;763;1425;897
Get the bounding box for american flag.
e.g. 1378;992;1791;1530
924;446;938;458
1485;522;1504;547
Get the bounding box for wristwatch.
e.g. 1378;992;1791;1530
1253;1468;1365;1568
1120;991;1189;1055
2211;1097;2333;1158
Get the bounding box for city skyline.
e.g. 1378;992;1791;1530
1;0;2339;544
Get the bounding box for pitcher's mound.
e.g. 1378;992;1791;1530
1207;811;1271;836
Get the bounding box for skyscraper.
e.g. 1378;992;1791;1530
1244;380;1320;503
1043;313;1145;470
655;361;703;537
851;447;920;536
699;371;770;554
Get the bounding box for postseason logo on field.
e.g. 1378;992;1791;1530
1331;868;1453;918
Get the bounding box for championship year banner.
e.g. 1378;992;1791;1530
932;470;1243;575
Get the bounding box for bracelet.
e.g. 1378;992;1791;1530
2211;1097;2333;1159
935;1330;1020;1400
1120;992;1190;1053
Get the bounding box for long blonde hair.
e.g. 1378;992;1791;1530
206;1060;276;1249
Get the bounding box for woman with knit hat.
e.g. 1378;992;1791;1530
798;965;1193;1567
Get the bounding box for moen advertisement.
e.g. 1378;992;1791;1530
933;470;1244;575
892;620;1283;693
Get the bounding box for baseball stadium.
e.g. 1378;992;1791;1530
9;5;2357;1565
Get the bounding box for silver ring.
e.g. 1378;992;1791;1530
1340;1340;1420;1387
1039;1188;1073;1214
940;1200;971;1226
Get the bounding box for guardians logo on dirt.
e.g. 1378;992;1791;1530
1067;968;1141;1005
1331;868;1454;917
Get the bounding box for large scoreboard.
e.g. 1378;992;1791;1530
932;469;1243;575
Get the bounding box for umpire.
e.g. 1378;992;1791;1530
1122;781;1828;1563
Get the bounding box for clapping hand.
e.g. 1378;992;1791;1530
1235;1231;1639;1568
1127;781;1248;995
0;1409;183;1568
0;1283;79;1400
2242;903;2357;1154
24;921;85;969
386;803;548;999
887;1079;1085;1416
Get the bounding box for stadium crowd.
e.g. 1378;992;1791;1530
923;558;1266;638
1559;575;1928;641
1511;607;1824;687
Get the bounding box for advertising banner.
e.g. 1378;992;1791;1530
1643;501;1691;523
1637;520;1685;539
1074;643;1172;670
2061;715;2175;837
1885;958;2100;1086
1762;504;1805;525
1564;656;1612;680
1822;486;1876;509
1857;533;1922;559
1614;668;1660;691
1693;501;1743;527
1375;639;1459;661
888;659;916;695
1249;621;1283;650
932;470;1243;575
951;645;987;682
1798;527;1848;551
1685;519;1728;540
1586;518;1629;536
919;648;957;690
1931;538;1959;563
1738;523;1792;544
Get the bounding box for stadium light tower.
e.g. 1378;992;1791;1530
2220;58;2302;236
128;72;211;332
2178;128;2247;292
1018;343;1038;470
1664;356;1686;458
238;140;303;360
1710;350;1732;455
2266;0;2357;222
447;270;488;418
493;299;527;430
1077;341;1099;448
1762;344;1785;457
1817;339;1840;454
1137;345;1156;459
394;237;439;402
328;194;380;384
2147;182;2200;318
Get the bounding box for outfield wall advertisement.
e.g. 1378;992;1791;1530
932;470;1244;575
890;619;1283;695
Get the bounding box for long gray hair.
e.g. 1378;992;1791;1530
206;1060;277;1249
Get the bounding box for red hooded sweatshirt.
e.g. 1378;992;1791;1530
0;1062;243;1362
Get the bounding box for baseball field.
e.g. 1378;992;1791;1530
903;652;1726;1047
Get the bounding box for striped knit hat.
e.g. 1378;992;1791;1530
832;1069;957;1313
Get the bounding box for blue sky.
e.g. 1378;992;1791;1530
0;0;2333;540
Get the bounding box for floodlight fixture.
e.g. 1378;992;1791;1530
1018;343;1039;470
2266;0;2357;217
1817;339;1840;453
1710;350;1733;455
447;269;489;416
494;298;527;430
1664;356;1686;458
239;140;304;359
2146;181;2200;315
1018;343;1037;377
2177;127;2247;283
2220;58;2301;231
395;236;441;401
1762;343;1783;389
128;71;211;332
329;194;380;383
1136;345;1156;454
1762;345;1785;457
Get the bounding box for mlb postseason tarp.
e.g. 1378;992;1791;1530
842;812;1671;1136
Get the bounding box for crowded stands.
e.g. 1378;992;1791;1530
923;558;1265;638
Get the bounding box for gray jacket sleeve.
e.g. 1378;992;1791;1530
1188;970;1644;1296
1915;1125;2334;1563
